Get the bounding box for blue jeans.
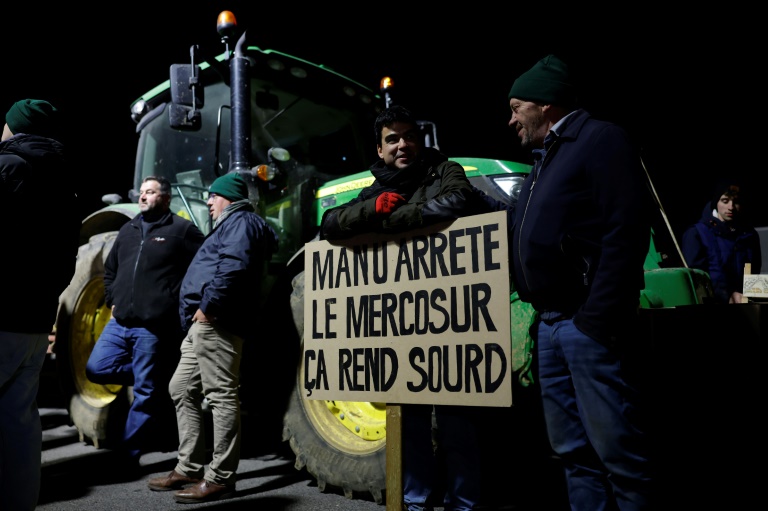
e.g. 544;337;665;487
403;404;482;511
536;318;652;511
85;318;179;457
0;331;48;511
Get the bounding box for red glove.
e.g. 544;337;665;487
375;192;405;215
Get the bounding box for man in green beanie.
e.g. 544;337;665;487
503;55;654;510
206;172;250;204
4;98;59;139
149;172;278;503
0;99;79;511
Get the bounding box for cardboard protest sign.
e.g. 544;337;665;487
302;211;512;407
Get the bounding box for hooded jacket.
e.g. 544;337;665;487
511;109;652;343
319;147;474;240
681;202;762;303
179;202;279;339
0;133;79;333
104;210;204;331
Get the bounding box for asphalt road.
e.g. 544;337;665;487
38;402;573;511
34;347;572;511
37;390;572;511
38;407;387;511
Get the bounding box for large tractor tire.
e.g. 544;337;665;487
54;231;130;448
282;271;387;504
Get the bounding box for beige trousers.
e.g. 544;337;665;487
169;321;243;485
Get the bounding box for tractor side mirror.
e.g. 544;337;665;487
169;64;204;131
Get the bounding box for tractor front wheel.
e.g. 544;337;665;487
54;231;130;448
282;270;387;503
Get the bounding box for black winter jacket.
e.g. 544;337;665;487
179;203;278;339
0;133;79;333
512;109;652;343
105;210;204;331
320;148;474;240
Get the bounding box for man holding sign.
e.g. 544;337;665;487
320;106;484;511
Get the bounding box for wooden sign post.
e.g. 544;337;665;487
386;404;403;511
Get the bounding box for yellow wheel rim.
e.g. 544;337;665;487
69;276;121;409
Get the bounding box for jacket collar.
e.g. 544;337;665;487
129;209;173;228
370;147;447;190
554;108;590;143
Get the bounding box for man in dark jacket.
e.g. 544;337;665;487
681;179;762;304
149;172;278;503
320;105;472;240
85;176;204;469
506;55;653;510
320;106;483;511
0;99;79;511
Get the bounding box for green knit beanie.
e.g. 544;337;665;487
508;54;576;107
209;172;249;202
6;99;58;137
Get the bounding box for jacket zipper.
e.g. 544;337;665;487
518;139;557;291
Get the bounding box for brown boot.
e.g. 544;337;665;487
147;470;201;491
173;479;236;503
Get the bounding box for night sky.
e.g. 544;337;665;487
3;5;764;241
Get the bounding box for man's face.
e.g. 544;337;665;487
716;193;740;222
207;193;232;221
1;123;12;142
139;179;169;215
377;121;421;170
508;98;548;150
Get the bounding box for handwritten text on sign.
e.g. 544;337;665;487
303;211;511;407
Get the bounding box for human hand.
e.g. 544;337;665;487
193;308;214;323
375;192;405;215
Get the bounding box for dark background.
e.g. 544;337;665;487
3;4;764;239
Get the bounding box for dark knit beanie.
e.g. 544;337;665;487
508;54;576;107
209;172;249;202
6;99;58;138
710;179;741;210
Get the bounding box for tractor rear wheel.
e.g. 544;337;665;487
54;231;130;448
282;270;387;504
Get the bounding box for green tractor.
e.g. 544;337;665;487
52;10;712;504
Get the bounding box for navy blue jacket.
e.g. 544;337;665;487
0;133;79;333
179;204;278;339
681;203;762;303
105;210;204;331
511;109;652;342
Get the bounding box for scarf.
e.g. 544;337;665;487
212;199;254;230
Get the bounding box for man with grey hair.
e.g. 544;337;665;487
149;172;278;504
505;55;654;510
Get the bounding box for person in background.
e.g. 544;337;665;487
85;175;204;473
0;99;80;511
681;179;762;303
505;55;654;510
148;172;278;504
320;105;483;511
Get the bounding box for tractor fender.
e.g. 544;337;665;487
78;204;140;246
